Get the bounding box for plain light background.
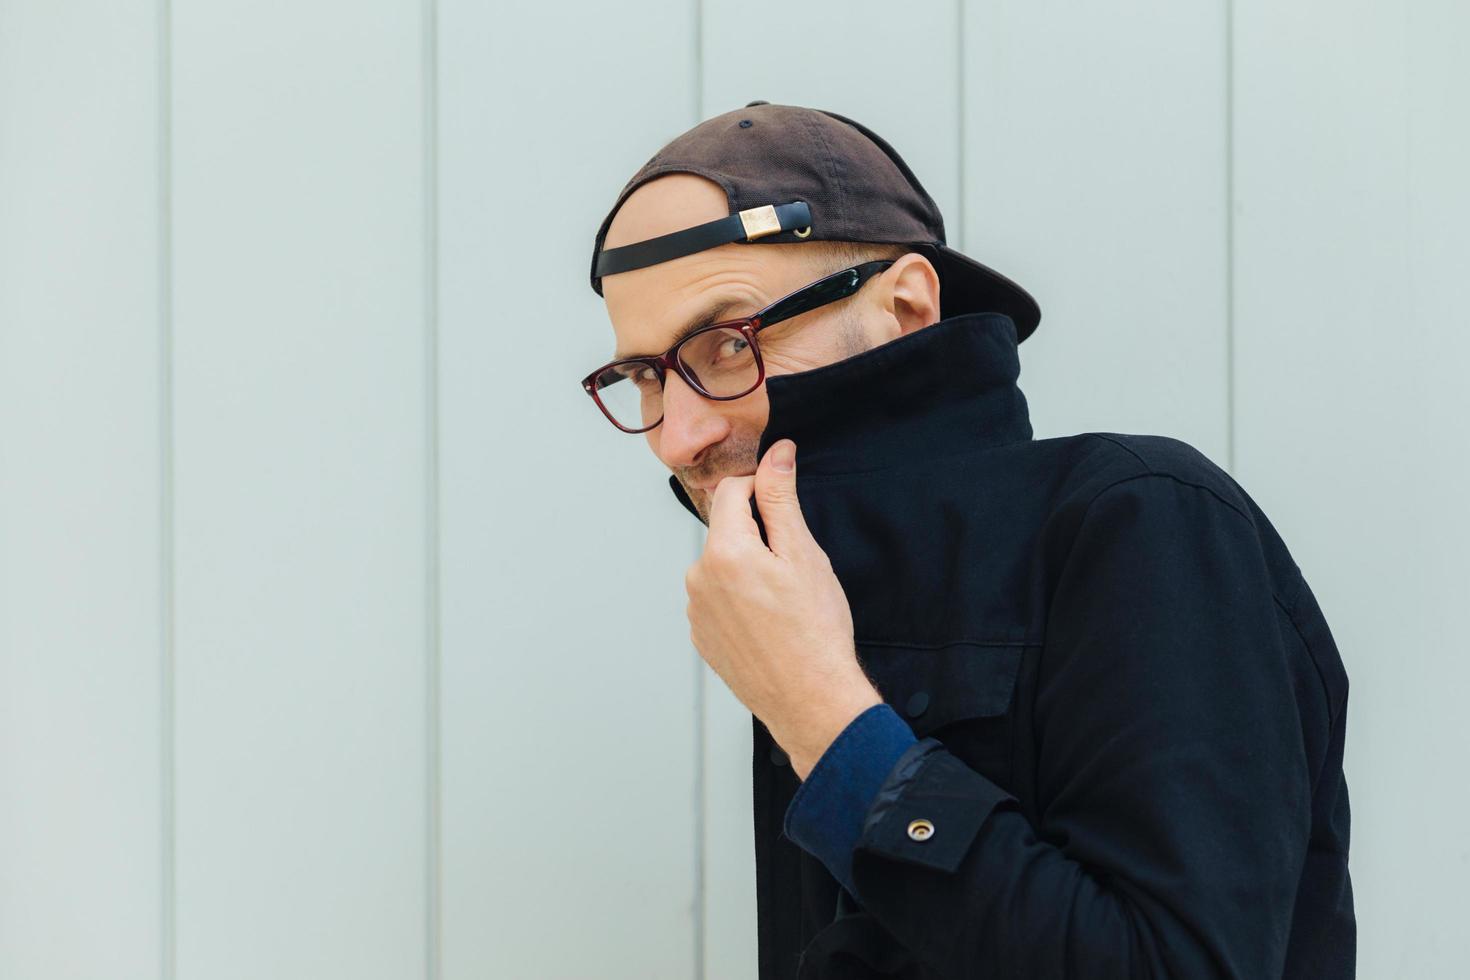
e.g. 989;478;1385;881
1;0;1466;977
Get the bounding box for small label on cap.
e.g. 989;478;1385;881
738;205;782;240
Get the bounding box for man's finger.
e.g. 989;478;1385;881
706;474;758;544
752;439;808;560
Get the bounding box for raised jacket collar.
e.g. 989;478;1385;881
667;311;1034;521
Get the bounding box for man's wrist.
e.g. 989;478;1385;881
782;682;885;782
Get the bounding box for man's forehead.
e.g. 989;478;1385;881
606;255;766;360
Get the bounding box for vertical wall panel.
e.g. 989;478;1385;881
437;2;700;977
1232;1;1470;973
170;1;429;976
963;1;1230;461
0;3;165;977
699;4;962;975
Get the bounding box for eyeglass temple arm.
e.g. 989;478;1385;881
757;260;895;328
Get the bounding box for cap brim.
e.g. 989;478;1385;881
926;243;1041;343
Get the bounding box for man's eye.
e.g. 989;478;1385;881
623;365;657;388
720;336;750;359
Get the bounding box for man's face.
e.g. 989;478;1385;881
600;173;940;523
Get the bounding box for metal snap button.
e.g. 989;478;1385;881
906;818;935;842
905;690;930;718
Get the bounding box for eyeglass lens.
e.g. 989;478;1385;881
591;325;759;431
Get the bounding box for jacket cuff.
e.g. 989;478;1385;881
781;702;918;899
857;740;1016;875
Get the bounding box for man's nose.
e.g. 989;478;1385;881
655;370;728;468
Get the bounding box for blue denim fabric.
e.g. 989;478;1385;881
781;701;917;901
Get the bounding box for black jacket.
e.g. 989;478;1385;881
668;312;1355;979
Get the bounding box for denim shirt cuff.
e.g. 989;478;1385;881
781;701;918;900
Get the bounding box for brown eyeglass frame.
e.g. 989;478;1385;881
581;258;898;433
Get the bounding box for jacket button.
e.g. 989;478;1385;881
907;818;935;842
769;744;789;766
905;691;930;717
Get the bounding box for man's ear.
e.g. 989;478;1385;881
887;252;942;336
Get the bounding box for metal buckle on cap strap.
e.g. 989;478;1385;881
738;205;782;240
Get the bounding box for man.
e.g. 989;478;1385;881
581;102;1354;979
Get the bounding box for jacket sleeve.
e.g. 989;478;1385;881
836;473;1313;979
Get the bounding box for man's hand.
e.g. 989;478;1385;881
685;438;882;780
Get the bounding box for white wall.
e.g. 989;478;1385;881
1;1;1465;977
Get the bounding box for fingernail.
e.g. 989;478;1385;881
772;441;795;472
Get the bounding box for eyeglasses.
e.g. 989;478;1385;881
581;259;897;433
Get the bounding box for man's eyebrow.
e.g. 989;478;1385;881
613;299;744;360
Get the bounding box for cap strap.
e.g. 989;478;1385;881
595;200;812;278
